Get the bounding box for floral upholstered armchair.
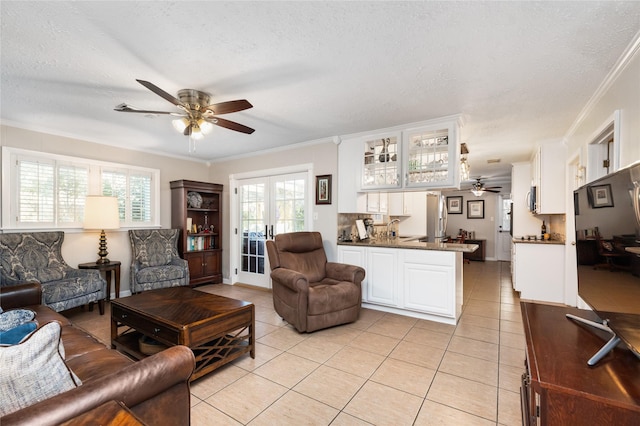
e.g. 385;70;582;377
0;232;106;314
128;229;189;293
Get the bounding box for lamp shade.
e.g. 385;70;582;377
83;196;120;230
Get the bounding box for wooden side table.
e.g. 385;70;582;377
79;261;121;301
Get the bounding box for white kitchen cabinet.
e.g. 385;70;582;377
531;141;566;214
361;132;402;190
512;242;565;304
367;192;388;213
337;136;367;213
401;249;461;319
403;119;461;190
337;245;368;302
337;245;463;324
338;116;462;213
388;192;412;216
367;247;399;306
512;162;542;237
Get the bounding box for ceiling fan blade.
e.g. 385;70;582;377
114;103;175;115
136;79;185;108
210;117;255;134
204;99;253;115
485;189;501;193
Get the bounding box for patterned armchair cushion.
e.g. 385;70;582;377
135;265;188;284
129;230;180;268
15;266;65;283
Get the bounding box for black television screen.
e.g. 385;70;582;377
573;162;640;365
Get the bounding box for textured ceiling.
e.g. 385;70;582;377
1;1;639;184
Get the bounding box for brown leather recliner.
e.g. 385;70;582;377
266;232;365;332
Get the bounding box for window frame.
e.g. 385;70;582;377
1;147;160;230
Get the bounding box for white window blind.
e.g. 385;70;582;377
17;159;55;224
57;164;89;224
2;147;160;229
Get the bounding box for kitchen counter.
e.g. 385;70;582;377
512;238;565;245
338;239;479;253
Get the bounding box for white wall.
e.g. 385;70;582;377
445;191;500;260
0;125;210;296
562;35;640;306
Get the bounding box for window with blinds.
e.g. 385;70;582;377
2;147;160;229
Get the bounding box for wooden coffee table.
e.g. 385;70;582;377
111;287;254;381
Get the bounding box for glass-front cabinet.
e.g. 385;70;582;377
362;132;401;189
403;121;460;189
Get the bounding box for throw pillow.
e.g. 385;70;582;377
0;309;36;331
0;321;82;416
0;322;38;346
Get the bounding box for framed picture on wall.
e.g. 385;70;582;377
587;183;614;208
447;196;463;214
315;174;332;205
467;200;484;219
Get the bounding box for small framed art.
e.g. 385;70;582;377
467;200;485;219
587;183;614;208
447;196;463;214
315;175;332;205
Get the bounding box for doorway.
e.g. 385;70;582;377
233;170;310;288
497;196;512;261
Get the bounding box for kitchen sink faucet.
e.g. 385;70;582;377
387;219;400;237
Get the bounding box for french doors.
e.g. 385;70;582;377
236;172;308;288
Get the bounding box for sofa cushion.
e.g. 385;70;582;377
0;321;81;416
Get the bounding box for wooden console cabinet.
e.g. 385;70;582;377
170;180;223;286
521;302;640;425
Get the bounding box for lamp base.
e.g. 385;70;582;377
96;229;111;264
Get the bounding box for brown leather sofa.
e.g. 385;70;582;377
266;232;365;332
0;283;195;426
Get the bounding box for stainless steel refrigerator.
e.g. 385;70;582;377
426;192;448;242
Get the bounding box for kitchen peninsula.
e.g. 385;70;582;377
337;238;478;325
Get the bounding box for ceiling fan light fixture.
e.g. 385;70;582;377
172;117;189;133
471;189;484;197
198;119;214;135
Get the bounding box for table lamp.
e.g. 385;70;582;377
83;195;120;264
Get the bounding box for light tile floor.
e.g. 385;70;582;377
66;260;524;425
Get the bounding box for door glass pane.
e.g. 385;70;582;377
274;177;305;234
240;183;266;275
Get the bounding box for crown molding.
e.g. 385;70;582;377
564;30;640;140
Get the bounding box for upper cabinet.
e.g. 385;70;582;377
362;132;402;190
338;115;462;213
403;120;460;189
531;141;566;214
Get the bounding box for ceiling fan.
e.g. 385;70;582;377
467;177;502;196
115;79;255;140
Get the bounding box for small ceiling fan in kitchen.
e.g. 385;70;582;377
467;178;502;196
115;79;254;151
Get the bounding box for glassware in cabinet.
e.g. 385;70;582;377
403;122;460;189
362;133;401;189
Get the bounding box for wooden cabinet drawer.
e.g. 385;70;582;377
112;305;180;344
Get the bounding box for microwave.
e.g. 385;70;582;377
528;186;538;212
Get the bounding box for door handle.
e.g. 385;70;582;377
265;225;268;240
269;225;274;239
